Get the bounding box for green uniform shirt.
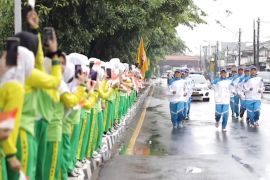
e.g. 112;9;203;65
108;89;116;102
36;89;54;123
96;100;102;112
62;109;80;135
47;102;64;142
20;92;38;136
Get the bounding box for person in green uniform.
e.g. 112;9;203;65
6;31;62;180
0;48;25;180
64;54;94;177
101;62;116;134
43;54;90;180
56;53;86;180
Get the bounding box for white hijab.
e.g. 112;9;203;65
13;46;35;84
67;53;88;66
63;62;75;83
0;46;35;86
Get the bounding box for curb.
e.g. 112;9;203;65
68;85;152;180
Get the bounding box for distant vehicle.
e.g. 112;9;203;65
189;74;210;101
151;75;157;79
257;71;270;93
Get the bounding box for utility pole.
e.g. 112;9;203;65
226;46;229;67
15;0;22;33
203;46;208;72
200;45;203;72
257;17;260;69
215;41;219;75
253;20;256;65
238;28;241;66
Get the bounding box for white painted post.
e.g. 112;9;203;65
14;0;22;33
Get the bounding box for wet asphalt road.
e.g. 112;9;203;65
98;79;270;180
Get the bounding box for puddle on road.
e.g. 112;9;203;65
145;134;168;156
132;134;168;156
118;143;128;155
119;133;168;156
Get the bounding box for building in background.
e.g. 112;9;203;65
158;55;201;74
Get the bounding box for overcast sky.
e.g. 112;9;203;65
176;0;270;55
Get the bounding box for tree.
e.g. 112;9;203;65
0;0;205;66
0;0;14;50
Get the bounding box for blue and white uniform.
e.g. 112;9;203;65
229;75;237;117
184;75;194;119
236;74;250;119
232;74;244;118
168;77;188;128
243;75;264;126
212;77;233;130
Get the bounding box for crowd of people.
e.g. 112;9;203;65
167;66;264;132
0;8;145;180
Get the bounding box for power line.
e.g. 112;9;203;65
257;18;260;68
238;28;241;66
260;20;270;24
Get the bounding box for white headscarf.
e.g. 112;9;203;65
66;53;89;92
89;57;100;64
67;53;88;66
105;62;113;70
0;46;35;85
118;63;126;74
110;58;121;70
63;62;75;83
0;67;17;86
16;46;35;84
96;67;105;81
43;57;52;74
123;63;129;71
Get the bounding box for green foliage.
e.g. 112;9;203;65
0;0;14;50
0;0;205;67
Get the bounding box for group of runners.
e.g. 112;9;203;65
167;69;194;129
167;65;264;132
213;66;264;131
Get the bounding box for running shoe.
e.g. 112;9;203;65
215;122;219;128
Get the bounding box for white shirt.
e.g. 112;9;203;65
168;79;188;103
243;76;264;100
213;78;233;104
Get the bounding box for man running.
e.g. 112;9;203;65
231;67;244;120
183;69;194;120
237;67;250;122
168;69;188;129
212;68;232;132
229;67;238;119
243;65;264;128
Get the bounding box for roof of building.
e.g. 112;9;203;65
242;40;270;52
164;55;200;61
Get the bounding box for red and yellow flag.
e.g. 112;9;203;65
136;37;148;77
